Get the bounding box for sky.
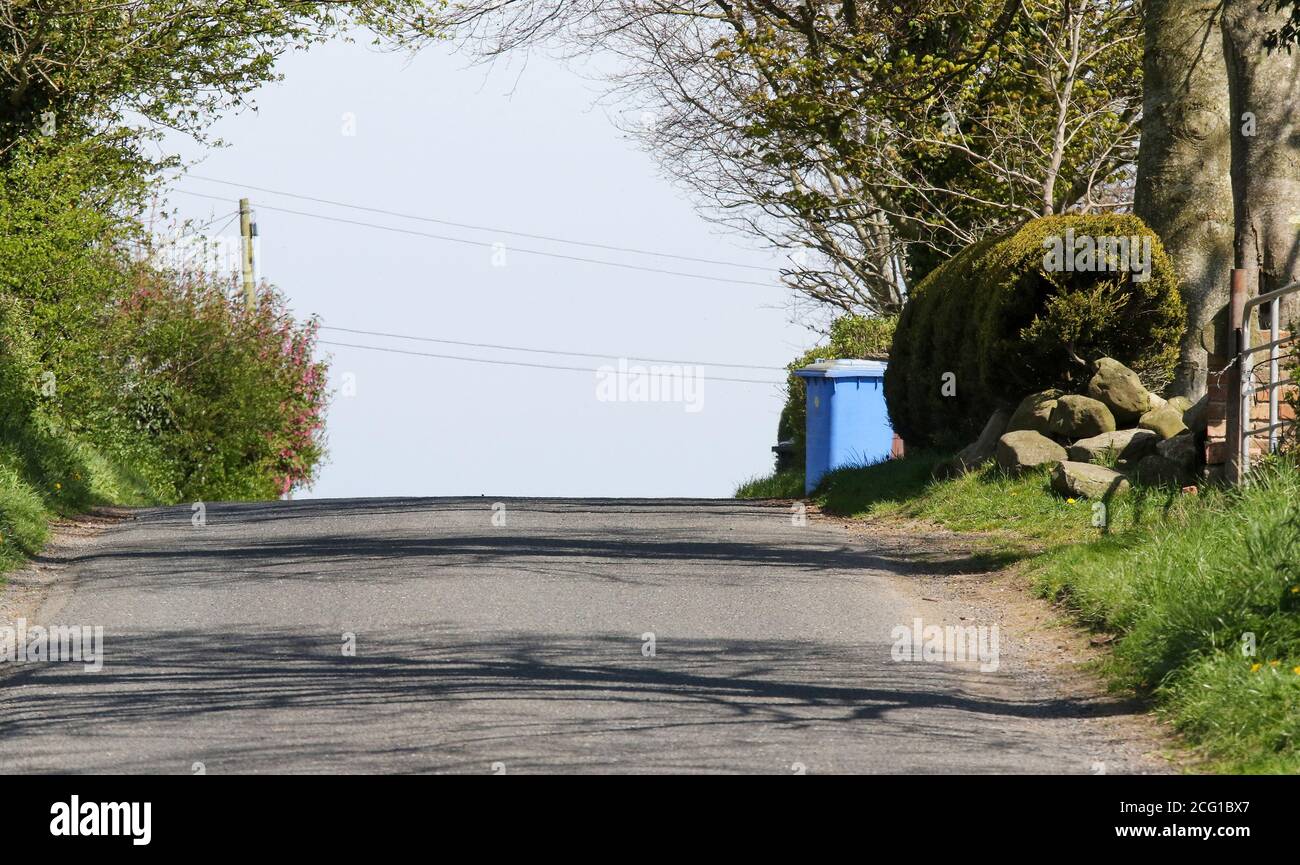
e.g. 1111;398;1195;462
163;36;818;499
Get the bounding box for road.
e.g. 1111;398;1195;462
0;498;1163;774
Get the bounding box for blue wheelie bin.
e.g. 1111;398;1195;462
795;359;894;495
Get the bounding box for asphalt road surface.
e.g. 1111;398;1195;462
0;498;1161;774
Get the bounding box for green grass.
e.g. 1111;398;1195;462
1032;463;1300;773
741;451;1300;773
0;416;159;582
816;451;1198;550
734;468;805;499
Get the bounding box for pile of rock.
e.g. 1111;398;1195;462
943;357;1208;498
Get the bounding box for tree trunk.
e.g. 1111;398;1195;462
1135;0;1234;398
1222;0;1300;326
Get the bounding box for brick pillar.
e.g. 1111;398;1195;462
1204;353;1231;467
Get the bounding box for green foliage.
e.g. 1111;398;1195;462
725;0;1142;279
0;415;158;577
828;314;896;358
1035;461;1300;772
0;2;431;579
886;214;1184;449
887;234;1000;451
0;139;145;438
1165;654;1300;773
0;136;329;582
0;292;38;420
816;450;1198;547
776;314;896;466
0;2;444;169
817;450;947;512
112;270;328;500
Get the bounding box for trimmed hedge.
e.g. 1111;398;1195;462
885;214;1184;449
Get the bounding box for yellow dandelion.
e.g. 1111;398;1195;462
1251;663;1262;672
1291;586;1300;594
1294;666;1300;676
1269;660;1280;668
54;483;61;490
1066;497;1076;504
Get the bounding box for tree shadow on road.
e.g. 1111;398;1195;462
0;627;1147;774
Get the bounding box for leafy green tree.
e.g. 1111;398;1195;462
0;137;141;439
723;0;1141;288
0;0;444;164
444;1;1141;314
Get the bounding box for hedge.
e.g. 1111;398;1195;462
885;214;1184;449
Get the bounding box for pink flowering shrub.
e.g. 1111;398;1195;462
114;266;328;500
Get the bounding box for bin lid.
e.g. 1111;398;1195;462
794;358;888;379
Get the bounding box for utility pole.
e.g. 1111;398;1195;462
239;197;256;310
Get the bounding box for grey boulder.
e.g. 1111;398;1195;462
1138;404;1188;439
1050;461;1131;499
1087;358;1153;425
1067;428;1160;466
1048;395;1117;438
996;430;1068;475
938;409;1011;478
1006;390;1063;434
1133;454;1189;486
1157;430;1199;469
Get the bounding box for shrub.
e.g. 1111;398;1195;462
111;267;328;500
0;140;142;425
0;135;329;583
886;214;1184;449
886;235;999;452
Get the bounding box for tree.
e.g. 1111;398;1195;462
1133;0;1233;398
442;1;1143;317
1136;0;1300;398
0;1;443;165
1223;0;1300;309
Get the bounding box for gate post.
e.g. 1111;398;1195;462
1226;269;1250;485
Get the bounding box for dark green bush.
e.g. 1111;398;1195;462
886;214;1184;449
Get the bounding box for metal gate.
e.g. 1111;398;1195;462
1231;274;1300;483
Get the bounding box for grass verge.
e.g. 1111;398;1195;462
737;454;1300;773
734;469;804;499
0;417;158;582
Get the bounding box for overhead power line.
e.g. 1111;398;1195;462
182;173;776;273
174;189;777;289
318;340;783;386
319;324;787;372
